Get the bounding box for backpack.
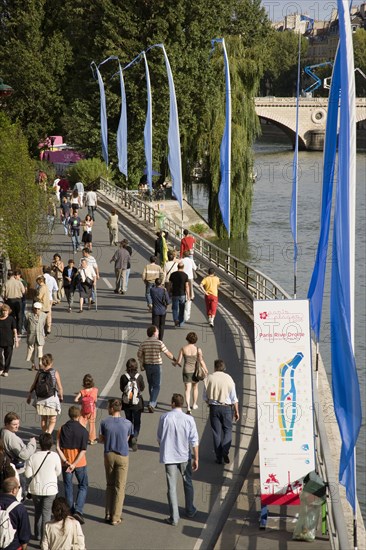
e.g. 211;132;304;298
35;370;55;399
122;374;140;406
0;501;20;548
81;393;95;415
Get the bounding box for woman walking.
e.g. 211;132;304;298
41;497;85;550
0;304;19;377
77;258;96;312
51;254;64;303
27;354;63;434
120;359;145;452
74;374;98;445
25;433;62;542
81;214;93;251
177;332;208;414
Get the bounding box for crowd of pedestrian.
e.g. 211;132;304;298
0;189;241;549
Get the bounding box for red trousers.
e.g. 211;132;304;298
205;294;218;317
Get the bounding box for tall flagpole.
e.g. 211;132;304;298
290;29;301;299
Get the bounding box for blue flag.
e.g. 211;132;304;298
143;52;153;192
93;63;108;166
212;38;231;238
330;0;362;512
117;62;128;177
156;44;183;209
307;52;340;341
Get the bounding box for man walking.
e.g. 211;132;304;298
99;399;133;525
169;262;190;327
25;302;47;371
57;406;88;524
157;393;199;526
2;270;25;336
203;360;239;464
84;189;97;220
142;256;163;310
199;267;221;327
180;228;196;258
137;325;177;413
110;241;130;295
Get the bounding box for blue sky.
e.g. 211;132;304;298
262;0;339;21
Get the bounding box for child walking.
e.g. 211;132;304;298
75;374;98;445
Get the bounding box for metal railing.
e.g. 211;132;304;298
98;176;349;550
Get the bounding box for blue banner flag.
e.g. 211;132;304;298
307;52;340;341
117;62;128;177
91;62;108;166
143;52;153;192
330;0;361;512
156;44;183;209
211;38;231;238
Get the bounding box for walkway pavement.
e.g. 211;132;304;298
0;201;333;549
0;204;254;550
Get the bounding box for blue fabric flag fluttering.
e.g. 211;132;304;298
91;62;108;166
307;51;340;341
330;0;361;512
143;52;153;192
155;44;183;209
211;38;231;238
117;62;128;177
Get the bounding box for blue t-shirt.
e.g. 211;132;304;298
100;416;133;456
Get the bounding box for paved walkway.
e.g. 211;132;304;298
1;205;254;550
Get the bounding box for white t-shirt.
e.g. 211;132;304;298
181;257;197;280
85;191;97;206
25;450;62;495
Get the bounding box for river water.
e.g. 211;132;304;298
187;124;366;516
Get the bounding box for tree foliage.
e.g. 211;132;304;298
0;114;49;267
67;158;112;187
0;0;271;237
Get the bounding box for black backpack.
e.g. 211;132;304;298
35;370;55;399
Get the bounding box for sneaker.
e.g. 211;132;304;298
164;517;178;526
2;372;8;377
73;512;85;525
130;437;138;452
0;371;3;376
148;405;155;414
192;404;198;410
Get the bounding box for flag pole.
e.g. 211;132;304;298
291;29;301;299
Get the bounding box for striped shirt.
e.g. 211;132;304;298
137;336;168;366
142;263;163;283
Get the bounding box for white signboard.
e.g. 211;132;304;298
253;299;315;506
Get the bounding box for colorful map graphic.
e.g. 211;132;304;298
277;352;304;441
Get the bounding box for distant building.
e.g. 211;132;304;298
38;136;84;175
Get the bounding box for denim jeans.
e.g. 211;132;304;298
125;268;131;291
165;461;196;524
172;295;186;325
32;494;56;540
209;405;233;461
62;218;69;235
62;465;88;514
144;364;161;407
145;281;154;306
71;232;80;252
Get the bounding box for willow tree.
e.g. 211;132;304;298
202;36;262;239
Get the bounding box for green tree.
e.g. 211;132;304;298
0;0;72;151
202;37;261;239
67;158;112;187
0;114;49;267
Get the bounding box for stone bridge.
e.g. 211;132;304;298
254;96;366;150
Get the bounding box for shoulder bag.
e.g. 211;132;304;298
193;348;207;382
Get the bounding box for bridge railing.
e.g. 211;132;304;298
98;176;350;550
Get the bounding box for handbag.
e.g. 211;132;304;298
164;261;176;296
83;269;93;287
26;451;50;498
193;349;207;382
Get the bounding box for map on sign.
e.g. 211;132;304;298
277;352;304;442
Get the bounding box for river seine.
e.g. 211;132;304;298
188;124;366;516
